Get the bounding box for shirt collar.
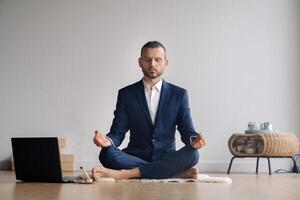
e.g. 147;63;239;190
143;79;163;92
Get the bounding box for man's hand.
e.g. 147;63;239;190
93;130;112;148
190;133;206;149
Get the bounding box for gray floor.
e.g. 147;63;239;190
0;171;299;200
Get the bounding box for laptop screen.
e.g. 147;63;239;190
11;137;63;182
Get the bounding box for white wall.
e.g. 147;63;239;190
0;0;299;172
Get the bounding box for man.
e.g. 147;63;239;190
93;41;206;180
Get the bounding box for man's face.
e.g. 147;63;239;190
138;47;168;80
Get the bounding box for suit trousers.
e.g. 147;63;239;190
99;145;199;179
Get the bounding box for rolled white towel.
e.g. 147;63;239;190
196;174;232;183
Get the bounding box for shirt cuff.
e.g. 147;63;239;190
189;134;199;145
106;136;115;146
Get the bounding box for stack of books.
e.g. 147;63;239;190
58;138;74;171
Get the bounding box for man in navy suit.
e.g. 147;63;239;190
92;41;206;180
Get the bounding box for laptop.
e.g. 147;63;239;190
11;137;75;183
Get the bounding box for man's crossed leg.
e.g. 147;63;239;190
92;145;199;180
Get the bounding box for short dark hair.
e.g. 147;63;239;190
140;41;166;57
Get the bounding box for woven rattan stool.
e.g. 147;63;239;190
227;132;299;174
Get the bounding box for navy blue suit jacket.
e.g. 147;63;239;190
106;79;198;161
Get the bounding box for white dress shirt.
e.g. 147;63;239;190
143;79;162;124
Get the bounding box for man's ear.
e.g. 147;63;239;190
138;57;142;68
165;58;169;66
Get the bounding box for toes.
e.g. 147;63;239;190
92;171;103;178
92;166;102;173
191;168;199;174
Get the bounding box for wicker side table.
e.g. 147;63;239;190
227;132;299;174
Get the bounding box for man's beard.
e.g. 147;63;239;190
142;68;163;79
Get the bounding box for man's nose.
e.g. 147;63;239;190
150;59;156;67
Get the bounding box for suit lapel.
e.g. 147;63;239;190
136;80;153;127
154;80;170;127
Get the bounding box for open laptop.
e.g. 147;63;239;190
11;137;75;183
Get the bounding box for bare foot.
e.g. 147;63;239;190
172;167;199;179
92;166;141;180
92;166;109;179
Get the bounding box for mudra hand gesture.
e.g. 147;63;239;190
190;133;206;149
93;130;112;148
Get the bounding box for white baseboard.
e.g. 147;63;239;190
0;158;294;173
74;158;295;173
